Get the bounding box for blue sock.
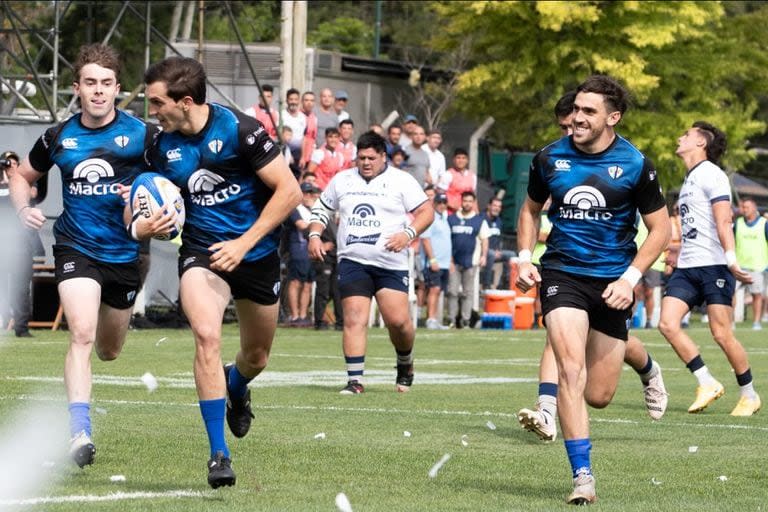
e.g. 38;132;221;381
199;399;229;458
69;402;91;438
345;355;365;382
538;382;558;398
564;438;592;477
226;364;253;400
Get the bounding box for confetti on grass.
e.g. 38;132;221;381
335;492;353;512
403;431;412;438
155;337;168;347
460;435;469;447
688;446;698;453
141;372;158;392
718;475;728;482
486;421;496;431
314;432;326;440
428;453;451;478
651;477;662;486
110;475;126;482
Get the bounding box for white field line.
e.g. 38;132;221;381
6;371;536;389
0;489;209;506
2;394;767;433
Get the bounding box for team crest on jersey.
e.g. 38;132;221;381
716;279;725;288
273;281;281;296
114;135;130;148
167;148;182;162
208;139;223;154
648;169;657;181
62;138;78;149
607;165;623;179
188;169;241;206
127;290;136;302
246;134;256;145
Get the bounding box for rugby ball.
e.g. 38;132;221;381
130;172;185;241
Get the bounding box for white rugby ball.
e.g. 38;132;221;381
130;172;185;241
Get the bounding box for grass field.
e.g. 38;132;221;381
0;320;766;511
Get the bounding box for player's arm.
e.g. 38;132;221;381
307;195;335;261
516;196;544;292
210;153;300;272
384;199;435;253
713;200;752;283
10;156;46;230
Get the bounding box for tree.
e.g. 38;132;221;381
308;17;374;56
435;1;768;190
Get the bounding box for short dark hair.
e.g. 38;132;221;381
261;84;273;93
392;148;406;158
554;90;576;119
325;127;340;137
286;88;300;99
461;191;476;200
356;131;387;154
144;56;206;104
454;147;468;157
428;129;441;137
74;43;121;83
388;124;401;134
339;119;354;128
576;75;629;116
692;121;727;164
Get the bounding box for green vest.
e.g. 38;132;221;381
635;218;666;272
532;213;551;265
735;216;768;271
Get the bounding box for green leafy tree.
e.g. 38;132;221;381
435;1;768;190
309;17;373;56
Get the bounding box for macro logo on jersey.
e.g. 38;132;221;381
114;135;130;148
607;165;623;179
559;186;613;221
68;158;119;196
348;203;381;228
187;169;241;206
679;203;698;240
208;139;223;154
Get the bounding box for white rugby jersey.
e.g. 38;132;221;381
676;160;731;268
319;166;428;270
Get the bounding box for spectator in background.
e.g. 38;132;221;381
634;214;666;328
285;182;321;327
315;88;338;147
444;148;476;214
279;126;295;171
386;124;403;162
391;148;407;169
308;127;346;191
243;84;279;140
734;197;768;330
334;90;351;122
338;119;357;169
421;192;452;329
0;150;35;337
281;88;306;176
403;125;431;188
447;191;489;328
312;211;343;331
398;114;419;148
480;197;516;289
300;91;318;171
425;129;448;191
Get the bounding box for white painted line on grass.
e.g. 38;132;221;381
0;489;209;506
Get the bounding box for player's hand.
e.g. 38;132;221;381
17;206;45;230
308;236;326;261
384;231;410;253
134;207;177;240
209;237;250;272
728;264;753;284
516;261;540;293
115;183;132;204
602;278;634;310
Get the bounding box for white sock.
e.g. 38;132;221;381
692;366;718;387
740;382;758;400
537;395;557;417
